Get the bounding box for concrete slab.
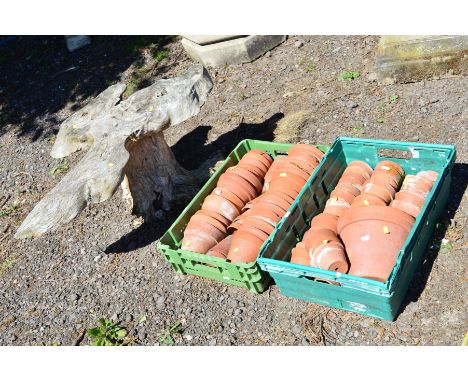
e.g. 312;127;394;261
375;35;468;83
182;35;245;45
181;35;287;67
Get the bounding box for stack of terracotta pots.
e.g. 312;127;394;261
181;149;273;255
291;159;439;282
390;170;438;218
227;144;324;263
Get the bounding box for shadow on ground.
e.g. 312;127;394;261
398;162;468;317
104;113;284;254
0;35;175;140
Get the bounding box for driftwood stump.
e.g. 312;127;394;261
15;64;213;239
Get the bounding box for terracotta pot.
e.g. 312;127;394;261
395;190;426;208
323;198;351;217
311;242;349;273
402;175;433;194
189;211;228;234
206;234;232;257
212;187;245;210
218;173;257;201
290;242;310;266
195;210;231;227
351;194;387;207
237;163;267;179
330;188;356;205
184;220;225;243
288;157;318;174
228;220;243;232
338;172;366;187
227;231;264;263
243;216;275;235
269;173;306;193
333;183;361;197
287;151;320;167
375;160;404;177
249;200;287;217
311;213;339;234
390;199;421;218
253;193;292;211
247;149;273;164
202;194;241;221
370;171;401;190
248;207;283;226
399;183;429;198
238;225;270;242
181;233;218;254
288;144;324;162
302;227;340;253
264;190;296;204
227;167;263;193
361;182;395;204
281;164;310;181
337;206;415;281
347;160;373;176
263;157;289;182
417;170;438;183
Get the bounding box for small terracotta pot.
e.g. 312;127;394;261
287;151;320;167
333;183;361;197
237;163;267;179
195;210;231;227
330;188;356;205
184;220;225;243
239;156;270;174
347;160;373;176
339;172;366;187
337;206;415;281
395;190;426;208
212;187;245;210
402;175;433;194
311;242;349;273
253;193;292;211
227;231;264;263
218;173;257;201
269;173;306;193
206;233;232;258
390;199;421;218
227;167;263;193
181;233;218;254
248;207;283;226
248;149;273;163
288;144;324;162
417;170;438;183
375;160;404;177
361;182;395;204
243;151;273;169
265;182;300;199
238;225;270;242
311;213;339;234
243;216;275;235
228;220;243;232
351;194;387;207
288;157;318;174
290;243;311;266
189;211;228;234
302;227;340;253
202;194;241;221
323;198;351;217
264;190;296;204
281;164;310;181
370;171;401;190
249;201;287;217
345;165;372;180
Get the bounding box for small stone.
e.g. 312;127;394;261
208;339;217;346
367;72;378;82
264;51;271;58
283;92;294;98
411;136;419;141
234;308;242;315
110;313;118;321
294;40;304;48
138;332;147;341
93;255;101;262
184;334;193;341
125;313;133;322
354;331;359;337
347;100;358;109
156;296;165;308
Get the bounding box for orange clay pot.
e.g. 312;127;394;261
218;173;257;201
302;227;341;253
390;199;421;218
337;206;415;282
189;211;228;234
375;160;404;177
202;194;241;221
206;235;232;258
323;198;351;217
227;166;263;193
211;187;245;210
417;170;438;183
395;190;426;208
347;160;373;177
311;213;339;234
227;231;264;263
370;171;401;190
252;193;292;211
351;194;387;207
290;242;310;266
330;188;356;205
288;144;324;162
311;242;349;273
243;216;276;236
181;232;218;254
195;210;231;227
184;220;225;243
333;183;361;197
361;182;395;204
288;157;318;174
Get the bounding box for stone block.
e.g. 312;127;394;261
181;35;287;67
375;35;468;83
182;35;245;45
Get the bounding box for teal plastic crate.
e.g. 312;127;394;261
157;139;328;293
258;137;456;320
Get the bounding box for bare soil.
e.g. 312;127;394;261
0;35;466;346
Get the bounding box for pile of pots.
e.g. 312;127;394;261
291;160;438;282
182;145;324;264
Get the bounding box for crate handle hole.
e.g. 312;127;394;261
377;148;412;159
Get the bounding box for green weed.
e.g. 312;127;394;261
338;71;360;81
159;322;182;346
153;50;169;62
351;126;365;136
0;255;16;277
49;158;70;177
0;203;18;217
390;95;399;103
88;318;128;346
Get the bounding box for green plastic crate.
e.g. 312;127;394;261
157;139;328;293
258;137;456;319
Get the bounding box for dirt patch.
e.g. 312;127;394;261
0;35;466;346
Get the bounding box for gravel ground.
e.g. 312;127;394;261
0;35;466;346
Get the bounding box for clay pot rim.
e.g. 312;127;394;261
218;172;257;199
375;160;405;177
337;205;415;235
212;187;245;210
202;194;241;220
347;160;373;175
226;167;263;193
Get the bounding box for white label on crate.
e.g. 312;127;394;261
409;147;420;158
284;211;290;218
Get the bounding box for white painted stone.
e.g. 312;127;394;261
182;35;287;67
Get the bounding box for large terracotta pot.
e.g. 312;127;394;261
337;206;415;282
